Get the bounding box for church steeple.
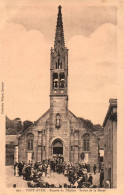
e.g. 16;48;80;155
54;5;65;49
50;6;68;98
50;6;68;131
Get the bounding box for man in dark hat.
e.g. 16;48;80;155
88;173;93;185
100;169;104;187
93;164;97;175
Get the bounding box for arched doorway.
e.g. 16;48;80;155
52;139;63;155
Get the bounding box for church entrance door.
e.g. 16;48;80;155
52;139;63;155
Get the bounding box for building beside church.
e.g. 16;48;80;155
17;6;99;169
103;99;117;188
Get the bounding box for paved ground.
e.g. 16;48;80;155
6;166;27;188
6;166;100;188
44;172;100;186
44;172;70;186
92;172;100;186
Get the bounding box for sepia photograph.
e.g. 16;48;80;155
0;0;121;192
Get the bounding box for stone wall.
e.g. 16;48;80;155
104;106;117;188
18;108;99;169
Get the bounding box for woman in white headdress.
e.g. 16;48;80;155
47;165;51;178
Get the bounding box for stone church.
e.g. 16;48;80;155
18;6;99;168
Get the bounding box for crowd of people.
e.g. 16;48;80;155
14;155;104;188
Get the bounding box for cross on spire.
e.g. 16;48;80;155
54;5;65;49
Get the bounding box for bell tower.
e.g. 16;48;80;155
49;6;69;162
50;5;68;99
50;5;68;123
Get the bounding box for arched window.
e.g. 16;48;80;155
55;113;61;128
27;133;34;150
56;62;57;69
53;73;58;88
83;133;90;151
60;73;65;88
56;58;62;69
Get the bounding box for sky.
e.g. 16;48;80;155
0;0;117;125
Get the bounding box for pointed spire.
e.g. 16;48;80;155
54;5;65;49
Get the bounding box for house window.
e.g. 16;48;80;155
83;133;90;151
27;133;34;150
71;146;73;151
43;146;45;151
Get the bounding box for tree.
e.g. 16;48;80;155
6;116;23;134
23;120;33;131
78;117;103;132
6;116;14;129
13;118;22;133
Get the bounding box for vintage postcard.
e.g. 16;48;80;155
0;0;124;194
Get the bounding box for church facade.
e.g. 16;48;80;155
18;6;99;169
